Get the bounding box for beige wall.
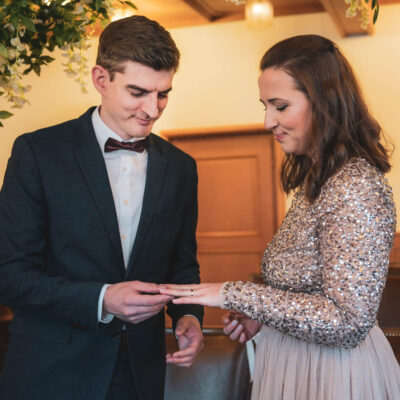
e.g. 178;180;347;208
1;4;400;213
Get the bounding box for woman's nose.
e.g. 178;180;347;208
264;110;278;130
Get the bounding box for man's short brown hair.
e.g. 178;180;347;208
96;15;180;79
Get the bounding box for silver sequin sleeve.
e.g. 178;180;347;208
222;159;396;349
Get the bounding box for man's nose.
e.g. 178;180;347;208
142;93;159;119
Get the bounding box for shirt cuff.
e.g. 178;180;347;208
98;284;114;323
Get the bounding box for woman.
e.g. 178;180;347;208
160;35;400;399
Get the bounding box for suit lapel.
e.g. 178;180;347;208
126;134;168;276
74;108;125;271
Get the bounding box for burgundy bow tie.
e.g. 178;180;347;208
104;137;148;153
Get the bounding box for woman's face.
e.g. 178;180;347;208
258;68;312;155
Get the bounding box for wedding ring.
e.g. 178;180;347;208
190;289;194;297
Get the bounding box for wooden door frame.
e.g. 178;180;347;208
161;124;286;232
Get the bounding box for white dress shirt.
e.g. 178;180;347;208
92;107;147;322
92;108;199;328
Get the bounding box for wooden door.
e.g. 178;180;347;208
163;126;285;327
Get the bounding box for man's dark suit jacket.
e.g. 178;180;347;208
0;108;203;400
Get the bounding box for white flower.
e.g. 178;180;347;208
10;37;25;52
7;49;16;60
17;25;26;37
4;23;15;32
346;7;357;17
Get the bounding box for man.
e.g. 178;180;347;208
0;15;203;400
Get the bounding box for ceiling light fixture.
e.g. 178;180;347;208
226;0;274;28
111;4;136;22
245;0;274;27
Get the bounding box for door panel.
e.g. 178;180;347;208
164;126;284;327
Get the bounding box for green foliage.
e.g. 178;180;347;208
0;0;136;126
344;0;380;28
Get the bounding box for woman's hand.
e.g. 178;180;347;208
222;311;262;343
159;283;225;308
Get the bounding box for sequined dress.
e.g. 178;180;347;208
222;158;400;400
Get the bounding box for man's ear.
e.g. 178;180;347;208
92;65;109;95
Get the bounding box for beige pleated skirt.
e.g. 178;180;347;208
251;326;400;400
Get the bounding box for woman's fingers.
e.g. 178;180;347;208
160;283;223;308
160;285;208;299
160;288;192;297
172;296;203;305
230;324;244;340
223;319;238;335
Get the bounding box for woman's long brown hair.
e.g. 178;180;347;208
260;35;391;202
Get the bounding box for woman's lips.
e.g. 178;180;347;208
274;132;287;141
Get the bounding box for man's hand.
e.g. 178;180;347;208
222;311;261;343
103;281;173;324
166;316;204;368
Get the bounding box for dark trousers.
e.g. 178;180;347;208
106;333;139;400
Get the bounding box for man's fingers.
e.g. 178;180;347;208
167;347;197;367
134;303;165;315
127;309;161;323
125;294;172;306
167;358;193;367
120;303;166;323
169;347;195;359
128;314;154;324
172;339;200;359
160;283;202;290
139;294;173;305
159;288;196;297
130;281;161;293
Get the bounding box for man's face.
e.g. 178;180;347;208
94;61;175;140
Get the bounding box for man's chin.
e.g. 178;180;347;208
125;123;153;138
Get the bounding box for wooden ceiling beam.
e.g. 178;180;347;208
181;0;326;24
319;0;374;36
273;2;324;17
